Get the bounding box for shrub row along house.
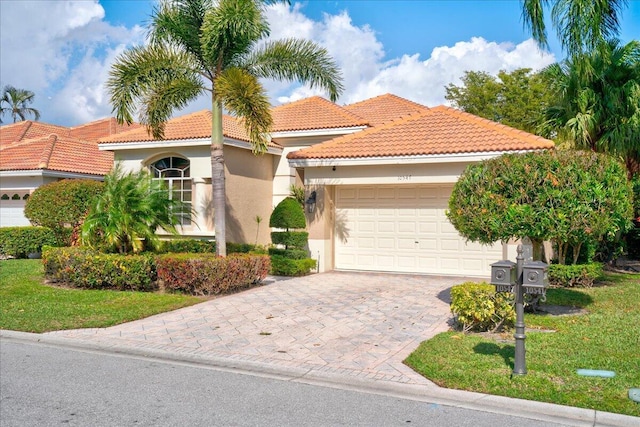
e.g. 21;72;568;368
0;94;554;277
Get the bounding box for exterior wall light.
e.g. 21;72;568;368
305;190;317;213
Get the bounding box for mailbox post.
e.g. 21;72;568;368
490;244;549;376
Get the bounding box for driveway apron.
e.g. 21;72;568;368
46;272;465;385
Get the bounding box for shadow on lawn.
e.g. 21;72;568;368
544;287;594;308
473;342;514;369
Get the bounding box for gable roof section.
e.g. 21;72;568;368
288;105;555;160
69;117;142;142
344;93;429;126
271;96;369;132
0;121;71;146
98;110;254;144
0;134;113;175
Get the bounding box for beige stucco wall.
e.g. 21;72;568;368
112;144;275;245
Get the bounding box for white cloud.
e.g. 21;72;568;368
0;1;556;126
0;0;143;125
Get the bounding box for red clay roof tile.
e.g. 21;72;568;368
69;117;142;142
287;105;555;160
271;96;369;132
344;93;429;126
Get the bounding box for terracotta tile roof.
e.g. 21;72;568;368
0;121;71;146
271;96;369;132
0;134;113;175
344;93;429;126
69;117;142;142
98;110;256;144
287;105;555;160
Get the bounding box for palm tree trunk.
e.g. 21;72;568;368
211;96;227;257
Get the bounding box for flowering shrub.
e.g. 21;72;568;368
450;282;515;332
156;253;270;296
42;246;155;291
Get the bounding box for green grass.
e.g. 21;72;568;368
405;272;640;417
0;259;204;333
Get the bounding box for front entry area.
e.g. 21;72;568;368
334;185;502;277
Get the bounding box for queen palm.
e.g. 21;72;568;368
0;85;41;123
521;0;628;56
107;0;343;256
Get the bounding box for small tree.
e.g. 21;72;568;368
268;197;315;275
447;150;633;264
24;179;104;245
81;165;187;254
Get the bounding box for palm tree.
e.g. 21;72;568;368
539;40;640;177
107;0;343;256
521;0;628;56
81;164;187;254
0;85;41;123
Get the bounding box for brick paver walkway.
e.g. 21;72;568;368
46;272;465;385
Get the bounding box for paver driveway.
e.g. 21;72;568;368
47;272;468;384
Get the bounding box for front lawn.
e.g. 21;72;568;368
0;259;203;333
405;272;640;417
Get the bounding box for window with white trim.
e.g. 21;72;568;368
150;156;192;226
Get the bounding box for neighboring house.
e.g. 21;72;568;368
0;118;140;227
98;93;554;277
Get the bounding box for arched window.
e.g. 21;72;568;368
150;156;192;226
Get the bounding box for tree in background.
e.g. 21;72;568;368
521;0;628;57
448;150;633;265
445;68;555;135
539;40;640;177
24;179;104;246
107;0;343;257
81;165;187;254
0;85;41;123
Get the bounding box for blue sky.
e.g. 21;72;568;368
1;1;638;127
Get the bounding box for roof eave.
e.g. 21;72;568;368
288;149;550;168
0;169;106;179
270;126;367;139
99;137;283;155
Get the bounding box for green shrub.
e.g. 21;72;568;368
268;247;308;259
0;227;57;258
24;179;104;245
269;197;306;229
156;253;270;296
159;239;216;254
42;246;155;291
548;263;604;288
450;282;515;332
270;231;309;249
270;255;316;276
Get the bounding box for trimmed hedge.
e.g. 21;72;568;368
156;253;270;296
0;227;57;258
269;197;306;229
268;247;308;260
270;255;316;276
450;282;515;332
548;263;604;288
270;231;309;248
158;239;265;255
42;246;155;291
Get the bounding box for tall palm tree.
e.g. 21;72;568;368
521;0;628;56
539;40;640;177
108;0;343;256
0;85;41;123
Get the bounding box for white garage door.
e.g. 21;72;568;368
335;185;503;277
0;199;30;227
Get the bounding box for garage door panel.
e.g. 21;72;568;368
335;185;502;277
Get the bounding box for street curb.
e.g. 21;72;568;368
1;330;638;427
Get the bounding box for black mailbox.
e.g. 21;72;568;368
490;260;516;293
522;261;549;294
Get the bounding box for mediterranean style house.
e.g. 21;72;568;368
0;118;140;227
1;94;553;276
97;94;554;277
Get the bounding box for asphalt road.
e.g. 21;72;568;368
0;339;565;427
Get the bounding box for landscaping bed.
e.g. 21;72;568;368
405;272;640;417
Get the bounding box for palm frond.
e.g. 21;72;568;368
215;67;273;153
521;0;550;49
244;38;344;101
107;44;204;138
